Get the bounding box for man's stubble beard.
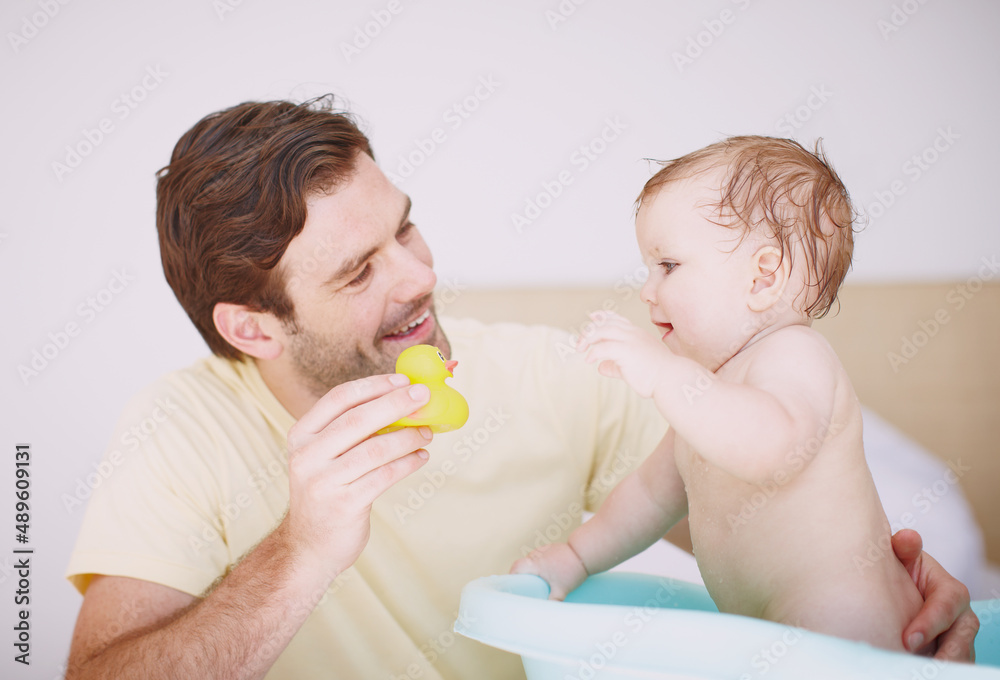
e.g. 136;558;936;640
284;308;451;399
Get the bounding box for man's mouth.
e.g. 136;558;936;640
385;309;431;339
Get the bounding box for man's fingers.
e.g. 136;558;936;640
903;567;973;656
914;582;974;652
932;608;979;662
287;382;431;489
292;373;409;440
349;448;430;506
891;528;924;576
332;426;433;485
305;382;430;458
890;529;977;662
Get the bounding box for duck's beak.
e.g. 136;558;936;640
445;360;458;376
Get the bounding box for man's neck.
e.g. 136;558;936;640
254;357;317;421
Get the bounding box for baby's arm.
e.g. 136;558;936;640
579;312;839;485
511;431;687;599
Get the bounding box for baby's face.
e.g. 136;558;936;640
635;173;761;371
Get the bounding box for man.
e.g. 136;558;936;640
65;96;979;679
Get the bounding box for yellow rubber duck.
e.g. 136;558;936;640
378;344;469;434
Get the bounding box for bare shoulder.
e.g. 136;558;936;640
741;325;850;428
755;324;837;356
745;325;843;379
67;575;196;675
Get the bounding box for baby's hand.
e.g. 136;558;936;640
577;310;671;399
510;543;589;601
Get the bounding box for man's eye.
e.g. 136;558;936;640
398;222;415;239
347;264;372;286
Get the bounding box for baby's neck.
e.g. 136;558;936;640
746;315;811;349
718;312;813;372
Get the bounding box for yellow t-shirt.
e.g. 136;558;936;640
66;317;665;679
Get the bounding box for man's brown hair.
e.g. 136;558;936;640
636;135;856;318
156;95;374;359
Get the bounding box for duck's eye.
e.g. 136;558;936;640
437;351;445;361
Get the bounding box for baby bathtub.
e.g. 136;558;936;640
455;572;1000;679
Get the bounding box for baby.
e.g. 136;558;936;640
512;136;923;650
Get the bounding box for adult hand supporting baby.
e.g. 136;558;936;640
892;528;979;661
513;529;978;661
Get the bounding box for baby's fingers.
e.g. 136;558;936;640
588;309;629;325
579;326;635;356
582;337;628;366
597;359;623;379
510;556;541;576
586;310;634;336
579;310;632;343
510;558;561;600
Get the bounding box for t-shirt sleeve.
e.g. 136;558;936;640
66;382;232;597
583;355;667;512
523;319;667;513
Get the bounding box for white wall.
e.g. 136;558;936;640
1;0;997;676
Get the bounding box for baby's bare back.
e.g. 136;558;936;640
677;328;923;650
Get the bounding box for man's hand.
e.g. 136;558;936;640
511;543;589;601
284;373;434;577
893;529;979;661
66;373;436;680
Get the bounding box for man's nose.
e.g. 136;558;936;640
390;246;437;302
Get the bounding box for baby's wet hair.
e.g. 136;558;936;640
637;136;857;318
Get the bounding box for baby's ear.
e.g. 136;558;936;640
747;245;790;312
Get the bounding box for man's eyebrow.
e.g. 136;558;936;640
399;195;412;230
324;196;413;286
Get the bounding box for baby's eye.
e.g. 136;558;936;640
660;261;678;274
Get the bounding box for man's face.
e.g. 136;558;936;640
275;153;450;398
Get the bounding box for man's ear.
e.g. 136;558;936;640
213;302;285;360
748;245;790;312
